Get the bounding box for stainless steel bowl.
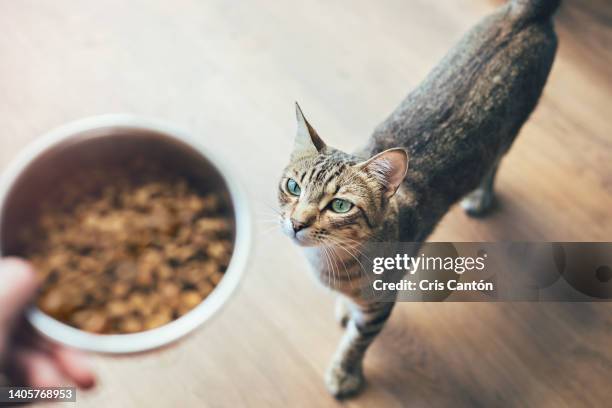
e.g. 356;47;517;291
0;114;251;353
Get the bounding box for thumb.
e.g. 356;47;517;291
0;258;38;327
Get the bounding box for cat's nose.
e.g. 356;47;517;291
291;219;308;233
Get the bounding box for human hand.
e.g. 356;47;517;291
0;258;95;388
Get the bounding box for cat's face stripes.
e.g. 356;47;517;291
278;148;385;247
279;104;407;249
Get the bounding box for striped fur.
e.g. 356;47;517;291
278;111;406;398
279;0;558;399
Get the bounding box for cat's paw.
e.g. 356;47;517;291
461;188;496;217
325;365;365;399
334;298;350;328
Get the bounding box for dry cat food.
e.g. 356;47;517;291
21;161;234;334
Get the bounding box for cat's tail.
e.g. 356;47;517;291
510;0;561;20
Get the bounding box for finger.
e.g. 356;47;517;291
51;347;96;389
0;258;38;326
11;320;54;351
12;349;66;388
11;324;96;389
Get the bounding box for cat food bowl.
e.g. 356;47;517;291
0;114;251;353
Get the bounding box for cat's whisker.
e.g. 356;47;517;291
324;245;338;289
324;237;369;281
325;235;372;263
254;212;281;220
260;201;282;216
257;224;281;237
342;245;372;263
321;245;335;288
327;246;337;289
255;218;281;224
326;239;379;298
327;231;369;243
327;244;354;289
319;246;328;286
327;244;341;289
320;245;331;286
334;233;373;248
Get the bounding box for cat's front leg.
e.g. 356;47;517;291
325;299;395;398
334;296;350;328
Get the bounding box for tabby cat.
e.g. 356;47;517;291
278;0;559;398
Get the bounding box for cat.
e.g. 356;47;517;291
277;0;559;398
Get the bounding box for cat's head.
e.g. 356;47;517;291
278;103;408;247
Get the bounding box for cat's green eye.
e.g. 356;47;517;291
330;198;353;213
287;178;301;196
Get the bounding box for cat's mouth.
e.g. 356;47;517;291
281;218;318;247
290;229;319;247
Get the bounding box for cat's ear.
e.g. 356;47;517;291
356;148;409;198
293;102;326;157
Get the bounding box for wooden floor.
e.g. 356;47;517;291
1;0;611;406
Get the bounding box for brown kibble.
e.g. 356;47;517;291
47;252;69;269
128;292;147;310
159;281;180;299
180;291;202;310
106;300;129;317
133;186;151;206
136;267;153;286
196;280;215;297
25;163;233;334
79;256;100;274
177;305;191;317
138;293;160;316
115;261;137;280
72;309;107;333
39;290;64;315
209;272;223;286
207;242;225;259
196;218;229;234
181;265;205;285
200;261;218;279
141;250;163;267
111;281;131;298
144;308;173;330
156;264;173;280
185;195;205;213
165;244;195;262
82;276;98;291
119;316;143;333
